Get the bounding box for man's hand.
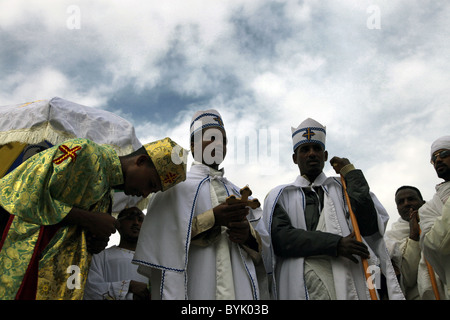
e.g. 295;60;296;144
86;233;109;254
129;280;150;300
409;208;421;241
330;156;351;174
337;232;370;263
213;202;258;248
213;202;249;227
85;212;120;239
63;208;120;253
84;212;119;254
227;220;251;244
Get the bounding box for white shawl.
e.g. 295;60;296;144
385;217;410;270
419;181;450;299
256;172;404;300
132;163;263;300
385;218;438;300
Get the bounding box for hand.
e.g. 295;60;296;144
86;233;109;254
227;220;251;244
63;209;119;250
86;212;120;239
129;280;150;300
337;232;370;263
213;202;249;227
330;156;351;174
409;208;420;241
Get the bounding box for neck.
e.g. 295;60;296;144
206;163;220;171
195;160;220;171
118;240;136;251
303;173;320;183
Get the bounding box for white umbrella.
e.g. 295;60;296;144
0;96;146;214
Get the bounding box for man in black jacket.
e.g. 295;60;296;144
256;118;404;300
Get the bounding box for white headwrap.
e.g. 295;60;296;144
430;135;450;157
291;118;326;152
190;109;225;137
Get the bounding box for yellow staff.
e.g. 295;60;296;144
340;175;378;300
425;260;441;300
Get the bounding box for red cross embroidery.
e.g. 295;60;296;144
302;128;315;141
163;172;178;184
53;145;82;165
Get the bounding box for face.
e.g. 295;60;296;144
191;127;227;168
118;207;144;242
123;155;162;198
431;149;450;181
293;143;328;181
395;188;425;221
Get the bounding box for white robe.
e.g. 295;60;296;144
384;217;442;300
256;173;404;300
419;181;450;299
132;163;265;300
83;246;148;300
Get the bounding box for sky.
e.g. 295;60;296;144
1;0;449;246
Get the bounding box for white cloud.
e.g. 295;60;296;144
0;67;109;108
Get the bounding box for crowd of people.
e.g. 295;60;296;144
0;108;448;301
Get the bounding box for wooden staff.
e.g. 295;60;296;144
425;260;441;300
340;175;378;300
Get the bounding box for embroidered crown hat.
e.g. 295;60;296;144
143;137;188;191
291;118;326;152
190;109;225;137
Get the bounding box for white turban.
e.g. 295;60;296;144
291;118;326;152
190;109;225;137
430;135;450;157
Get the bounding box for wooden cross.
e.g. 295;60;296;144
226;185;261;209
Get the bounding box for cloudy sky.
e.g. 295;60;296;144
1;0;449;238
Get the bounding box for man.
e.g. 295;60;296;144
419;135;450;299
84;207;149;300
133;109;267;300
256;118;404;300
0;137;187;300
385;186;426;299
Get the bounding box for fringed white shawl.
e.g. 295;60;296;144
132;163;264;300
256;172;404;300
419;181;450;299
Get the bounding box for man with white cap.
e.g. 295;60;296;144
418;135;450;299
133;109;267;300
0;136;187;300
256;118;404;300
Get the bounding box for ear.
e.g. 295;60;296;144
324;150;328;161
292;152;298;165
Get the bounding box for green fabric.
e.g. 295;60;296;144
0;138;123;299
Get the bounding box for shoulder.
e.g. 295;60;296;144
264;184;295;206
55;138;102;154
61;138;116;159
